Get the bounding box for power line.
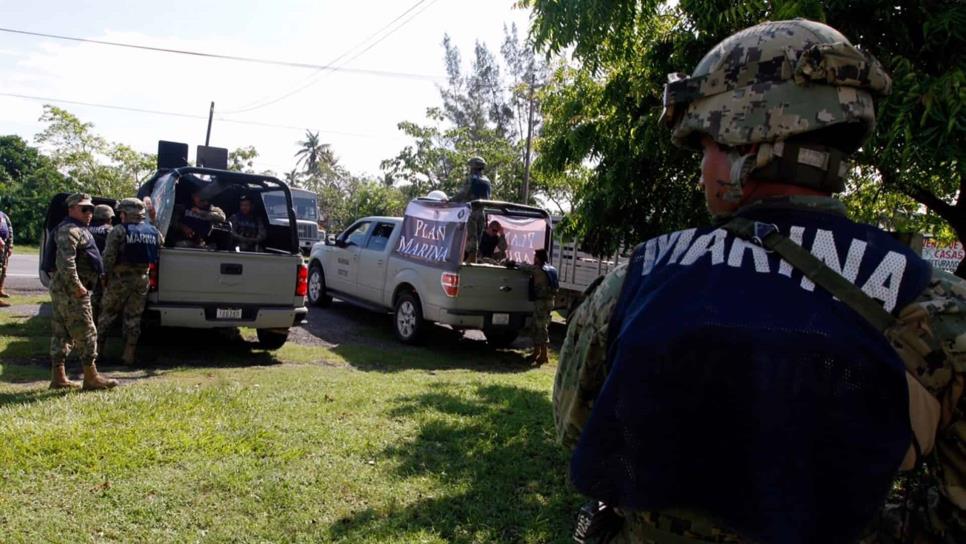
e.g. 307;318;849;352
223;0;442;114
0;91;406;141
0;25;443;82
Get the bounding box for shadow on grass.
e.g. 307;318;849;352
328;382;581;543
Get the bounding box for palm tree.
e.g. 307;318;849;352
294;130;337;176
284;168;302;187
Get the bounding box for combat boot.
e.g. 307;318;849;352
50;362;80;389
121;341;137;366
82;363;118;390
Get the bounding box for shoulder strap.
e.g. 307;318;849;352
723;216;897;332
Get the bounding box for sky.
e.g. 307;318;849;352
0;0;534;177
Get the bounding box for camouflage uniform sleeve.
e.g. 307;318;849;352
206;205;227;223
553;264;628;449
55;224;84;291
912;268;966;513
102;225;126;275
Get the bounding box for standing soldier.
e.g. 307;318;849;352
229;194;267;252
455;156;493;263
556;19;965;543
510;248;558;364
0;207;12;305
87;204;114;319
98;198;162;366
43;193;117;390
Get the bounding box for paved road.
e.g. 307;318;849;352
4;253;43;292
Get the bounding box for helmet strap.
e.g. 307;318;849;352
725;150;757;203
749;141;848;193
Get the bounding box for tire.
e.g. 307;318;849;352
393;292;425;344
307;262;332;307
483;328;519;349
257;328;289;350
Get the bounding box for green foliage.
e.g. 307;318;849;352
324;178;408;233
0;135;68;244
526;0;966;253
34;105;155;198
227;145;259;173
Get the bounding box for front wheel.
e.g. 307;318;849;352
394;292;425;344
307;263;332;307
257;328;289;350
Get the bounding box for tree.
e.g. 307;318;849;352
382;27;568;208
228;145;259;173
525;0;965;259
295;130;338;177
0;135;68;243
34;105;155;198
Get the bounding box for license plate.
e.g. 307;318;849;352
216;308;243;320
492;313;509;325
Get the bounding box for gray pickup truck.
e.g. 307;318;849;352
305;199;551;346
42;145;308;349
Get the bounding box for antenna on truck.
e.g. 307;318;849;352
205;101;214;146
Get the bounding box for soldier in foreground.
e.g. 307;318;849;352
98;198;162;365
229;194;267;252
87;204;114;319
0;207;12;304
509;248;558;365
556;19;965;543
44;193;117;390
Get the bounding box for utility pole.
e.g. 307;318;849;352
522;71;536;204
205;101;215;146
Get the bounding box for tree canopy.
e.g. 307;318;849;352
526;0;965;256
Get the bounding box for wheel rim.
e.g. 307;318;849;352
397;300;415;338
308;269;322;301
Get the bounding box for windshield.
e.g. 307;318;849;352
263;191;317;221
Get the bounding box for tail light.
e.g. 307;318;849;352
148;263;159;292
441;272;460;298
295;263;308;296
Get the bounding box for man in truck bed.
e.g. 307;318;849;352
171;186;226;248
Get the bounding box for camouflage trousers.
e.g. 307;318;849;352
0;248;8;275
49;279;98;366
463;209;484;262
97;269;149;343
530;298;555;344
90;283;104;322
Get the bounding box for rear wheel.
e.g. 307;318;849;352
307;262;332;307
394;292;425;344
257;328;289;350
483;328;519;349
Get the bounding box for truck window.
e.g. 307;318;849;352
344;221;372;247
366;223;395;251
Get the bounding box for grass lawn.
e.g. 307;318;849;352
9;244;39;256
0;295;580;543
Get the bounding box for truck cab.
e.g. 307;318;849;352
263;187;321;255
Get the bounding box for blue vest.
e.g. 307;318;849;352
87;223;112;253
42;218;103;275
0;211;10;242
544;264;560;290
570;208;933;544
469;174;492;200
119;222;160;265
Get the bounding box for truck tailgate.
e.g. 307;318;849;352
157;249;300;304
451;264;533;312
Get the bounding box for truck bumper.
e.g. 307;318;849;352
145;304;308;329
434;308;531;330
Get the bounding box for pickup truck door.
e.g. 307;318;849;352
356;221;397;304
325;220;370;293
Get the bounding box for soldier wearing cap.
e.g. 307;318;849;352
97;197;162;366
455;156;494;262
42;193;117;390
229;194;267;252
87;204;115;319
556;19;966;543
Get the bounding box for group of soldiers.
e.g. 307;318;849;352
169;187;268;252
43;194;162;390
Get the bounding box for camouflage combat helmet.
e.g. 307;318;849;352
93;204;115;222
467;156;487;169
662;19;891;194
116;197;146;221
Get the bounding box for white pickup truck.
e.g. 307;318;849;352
42;144;308;349
306;200;552;346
